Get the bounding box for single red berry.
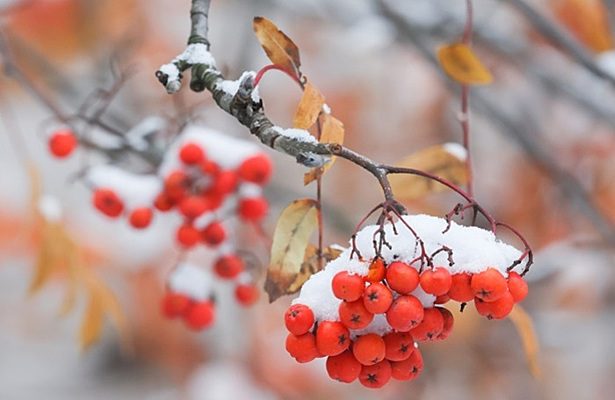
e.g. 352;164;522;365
154;192;174;212
164;170;188;202
201;222;226;246
210;170;238;195
507;271;528;303
383;332;414;362
338;300;373;330
285;332;320;363
176;224;200;248
410;307;444;341
365;258;386;283
326;350;362;383
284;304;315;335
362;282;393;314
200;160;220;176
316;321;350;356
448;272;475;302
237;154;273;185
471;268;508;302
420;267;452;296
390;349;423;381
179;196;209;219
179;142;205;165
237;197;268;221
129;207;153;229
93;188;124;218
48;129;77;158
161;292;192;318
386;295;424;332
235;284;259;306
435;294;450;304
386;261;420;294
214;254;244;279
184;301;215;330
353;334;386;366
436;307;455;340
474;291;514;319
332;271;364;302
359;360;392;389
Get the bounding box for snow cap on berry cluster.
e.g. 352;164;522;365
86;165;162;208
168;263;214;301
293;214;521;335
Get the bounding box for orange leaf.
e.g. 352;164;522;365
293;82;325;129
79;294;104;350
253;16;302;77
437;43;493;85
508;305;542;379
304;114;345;185
552;0;613;53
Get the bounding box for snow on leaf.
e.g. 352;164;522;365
389;144;468;200
293;82;325;130
437;43;493;85
508;305;542;379
265;199;318;302
304;114;345;185
253;16;302;78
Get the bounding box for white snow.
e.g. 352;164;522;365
597;50;615;79
274;127;318;144
216;71;255;96
237;183;262;199
168;263;214;301
86;165;162;209
177;43;216;66
159;63;180;83
443;142;468;161
38;195;63;222
293;214;522;335
125;116;166;151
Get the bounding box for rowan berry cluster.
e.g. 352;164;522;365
284;253;528;388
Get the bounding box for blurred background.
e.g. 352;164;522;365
1;0;615;399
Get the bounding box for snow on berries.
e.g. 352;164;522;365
283;214;530;388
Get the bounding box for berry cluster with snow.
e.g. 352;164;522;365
284;215;529;388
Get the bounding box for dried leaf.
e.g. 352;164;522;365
79;294;104;350
265;199;318;302
287;244;343;294
509;305;541;379
253;16;301;77
437;43;493;85
293;82;325;129
553;0;613;53
389;144;468;200
304;114;345;185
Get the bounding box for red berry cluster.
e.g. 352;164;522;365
161;291;216;331
48;129;78;159
284;259;528;388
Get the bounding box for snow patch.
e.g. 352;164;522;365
38;195;63;222
274;127;318;144
443;142;467;161
168;263;214;301
86;165;162;209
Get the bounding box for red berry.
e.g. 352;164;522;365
237;154;273;185
353;334;386;366
507;271;528;303
184;301;215;330
420;267;452;296
386;262;419;294
179;142;205;165
475;291;514;319
326;350;361;383
383;332;414;362
410;307;444;341
362;282;393;314
238;197;268;221
316;321;350;356
129;207;153;229
214;254;244;279
284;304;314;335
435;294;450;304
285;332;320;363
161;292;192;318
448;272;475;302
154;192;174;211
176;224;200;248
201;222;226;246
471;268;508;302
179;196;209;219
93;188;124;218
338;300;373;330
359;360;392;389
332;271;364;302
235;284;259;306
386;295;424;332
164;171;188;202
437;307;455;340
391;349;423;381
49;129;77;158
365;258;386;283
200;160;220;176
210;170;238;195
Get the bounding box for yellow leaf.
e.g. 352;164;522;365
293;82;325;129
253;16;302;77
265;199;319;302
437;43;493;85
389;143;468;200
304;114;345;185
509;305;542;379
79;294;104;350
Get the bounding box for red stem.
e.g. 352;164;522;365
253;64;303;88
